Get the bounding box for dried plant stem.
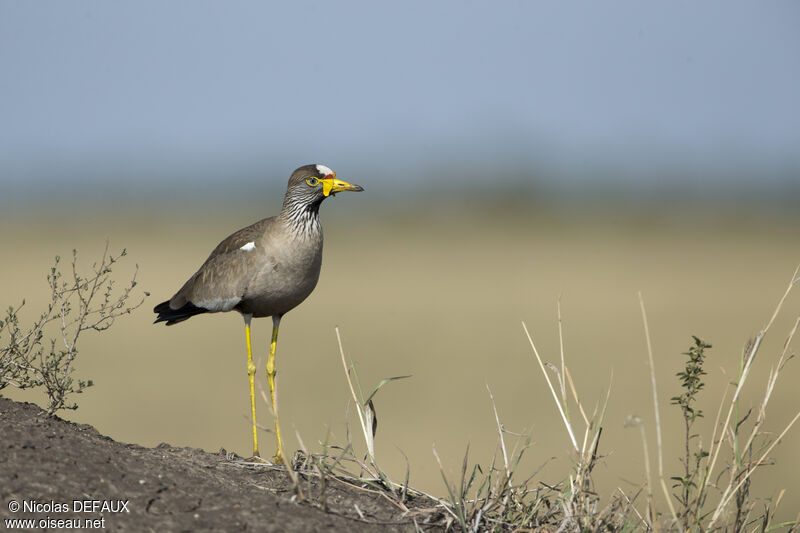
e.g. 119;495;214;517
522;321;578;452
638;291;664;478
709;409;800;528
564;365;590;426
557;296;568;415
702;267;799;499
486;385;510;478
336;326;375;466
627;417;657;531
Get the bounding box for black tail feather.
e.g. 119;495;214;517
153;300;209;325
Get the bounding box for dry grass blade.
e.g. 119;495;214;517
702;266;799;499
638;291;664;478
659;477;682;533
486;384;510;478
521;320;579;453
557;295;568;416
638;292;682;531
563;365;590;426
432;444;467;529
709;409;800;528
333;326;412;500
335;326;376;464
625;415;656;529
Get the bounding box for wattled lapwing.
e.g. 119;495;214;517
154;164;363;463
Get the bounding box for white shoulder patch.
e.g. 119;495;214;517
240;241;255;251
315;164;334;176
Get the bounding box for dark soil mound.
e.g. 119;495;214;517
0;398;443;531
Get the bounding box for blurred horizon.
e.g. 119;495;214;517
2;1;799;208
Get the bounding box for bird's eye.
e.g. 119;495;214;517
306;177;319;187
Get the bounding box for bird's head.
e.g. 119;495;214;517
286;164;364;205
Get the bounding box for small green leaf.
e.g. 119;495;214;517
364;375;412;406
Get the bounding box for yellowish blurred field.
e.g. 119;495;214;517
2;203;799;521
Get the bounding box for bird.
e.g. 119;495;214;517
153;164;363;464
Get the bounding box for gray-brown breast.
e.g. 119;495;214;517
169;217;323;318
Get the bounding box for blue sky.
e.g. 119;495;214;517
2;1;799;201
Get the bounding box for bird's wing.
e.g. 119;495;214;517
169;218;272;311
205;218;269;258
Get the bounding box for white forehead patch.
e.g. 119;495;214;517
315;164;334;176
240;241;255;251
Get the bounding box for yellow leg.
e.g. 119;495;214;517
266;315;284;464
244;314;260;458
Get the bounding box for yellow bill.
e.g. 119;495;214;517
322;177;364;197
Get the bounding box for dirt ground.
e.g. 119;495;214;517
0;398;445;531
